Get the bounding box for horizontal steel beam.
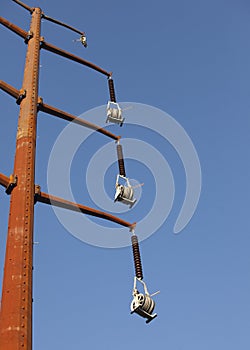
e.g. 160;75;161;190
0;173;9;188
38;98;120;141
36;190;136;230
0;174;135;229
42;14;85;36
0;16;28;39
40;39;111;77
0;80;19;99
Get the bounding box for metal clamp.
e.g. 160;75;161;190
34;185;41;204
5;174;18;195
24;30;33;43
16;89;26;105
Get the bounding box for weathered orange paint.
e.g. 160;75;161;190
0;8;41;350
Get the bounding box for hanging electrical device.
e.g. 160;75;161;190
106;77;124;126
73;34;87;47
79;34;87;47
130;233;159;323
114;175;136;208
103;47;157;324
114;142;136;208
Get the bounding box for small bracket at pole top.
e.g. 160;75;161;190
5;174;17;195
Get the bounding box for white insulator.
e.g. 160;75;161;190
142;295;155;314
106;101;125;126
130;277;158;323
130;293;145;312
122;185;134;201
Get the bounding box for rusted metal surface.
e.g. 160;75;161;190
0;8;41;350
38;99;120;141
0;80;19;99
0;173;18;194
36;191;136;230
0;16;28;39
41;40;112;77
0;173;9;188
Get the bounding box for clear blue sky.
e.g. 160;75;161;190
1;0;250;349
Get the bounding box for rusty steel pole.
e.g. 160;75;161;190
0;7;41;350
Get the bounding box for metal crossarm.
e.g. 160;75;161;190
40;40;111;76
38;99;120;141
0;16;28;39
